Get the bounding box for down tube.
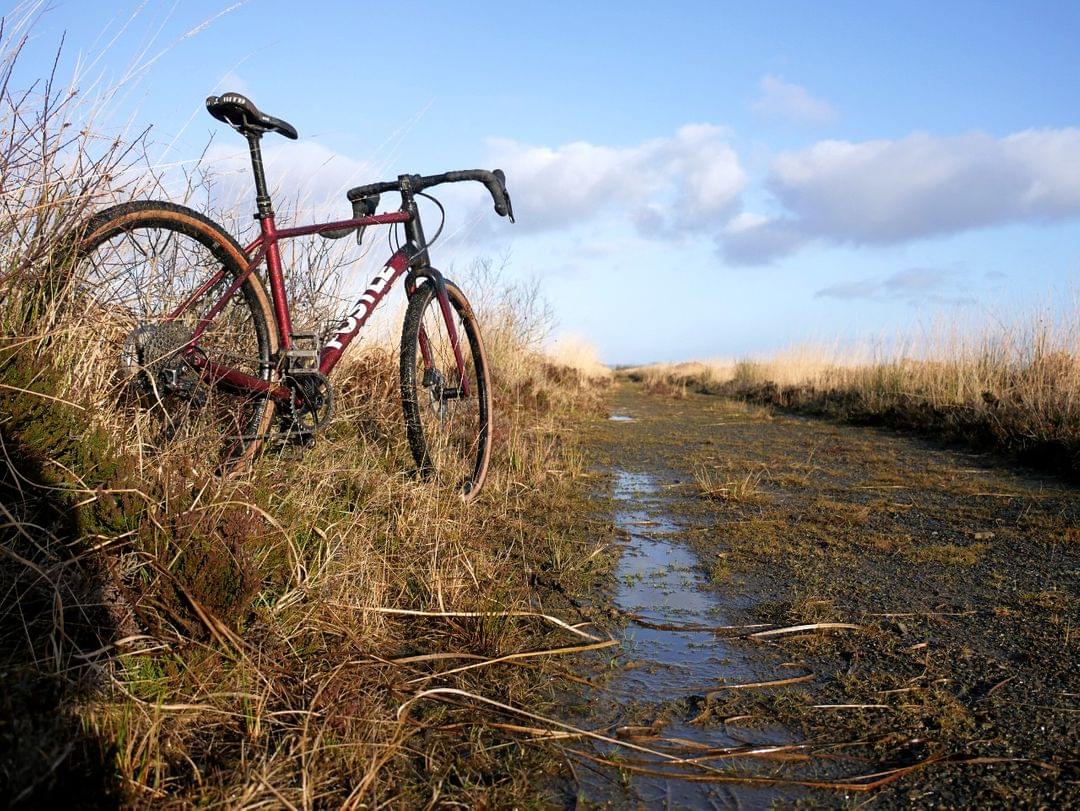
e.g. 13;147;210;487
318;249;412;374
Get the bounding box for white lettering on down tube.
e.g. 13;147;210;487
324;264;397;351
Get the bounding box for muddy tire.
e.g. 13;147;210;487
400;279;492;500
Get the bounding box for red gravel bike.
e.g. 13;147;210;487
73;93;514;500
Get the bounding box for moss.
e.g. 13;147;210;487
0;349;132;804
0;345;136;522
161;502;290;630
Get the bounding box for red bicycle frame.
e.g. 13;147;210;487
178;200;467;406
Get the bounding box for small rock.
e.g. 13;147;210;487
973;531;995;540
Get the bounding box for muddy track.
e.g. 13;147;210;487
563;382;1078;807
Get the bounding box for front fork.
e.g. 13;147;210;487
405;266;470;399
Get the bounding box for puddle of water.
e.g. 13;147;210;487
568;468;800;807
608;414;636;422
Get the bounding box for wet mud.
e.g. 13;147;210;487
566;466;801;808
564;382;1078;807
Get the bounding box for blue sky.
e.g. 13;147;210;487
15;0;1080;362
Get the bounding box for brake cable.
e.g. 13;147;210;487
416;191;446;248
384;187;447;258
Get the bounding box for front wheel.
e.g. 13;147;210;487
400;279;492;500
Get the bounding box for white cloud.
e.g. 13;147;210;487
724;212;768;233
815;267;976;306
484;124;746;236
202;140;374;220
213;71;252;98
752;75;837;126
814;278;881;300
720;213;808;265
722;128;1080;264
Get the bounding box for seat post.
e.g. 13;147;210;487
246;133;273;219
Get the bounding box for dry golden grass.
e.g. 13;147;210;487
547;333;614;385
693;462;766;502
629;314;1080;475
0;20;610;807
623;359;735;397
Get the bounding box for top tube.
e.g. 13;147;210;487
266;210;411;242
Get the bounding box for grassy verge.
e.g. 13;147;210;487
625;315;1080;477
0;22;612;806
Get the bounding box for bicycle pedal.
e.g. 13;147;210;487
284;332;319;371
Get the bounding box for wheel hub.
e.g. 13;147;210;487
423;367;450;420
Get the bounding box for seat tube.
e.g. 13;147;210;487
247;133;293;348
261;215;293;347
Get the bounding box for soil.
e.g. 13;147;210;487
566;381;1078;807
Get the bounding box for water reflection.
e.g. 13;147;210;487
569;469;799;808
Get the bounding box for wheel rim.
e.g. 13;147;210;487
75;220;270;468
409;288;488;495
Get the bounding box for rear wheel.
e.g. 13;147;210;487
400;279;492;500
72;201;278;470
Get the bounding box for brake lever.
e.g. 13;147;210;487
355;193;380;245
503;186;515;223
492;169;515;223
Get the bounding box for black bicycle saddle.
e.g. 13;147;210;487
206;93;298;140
